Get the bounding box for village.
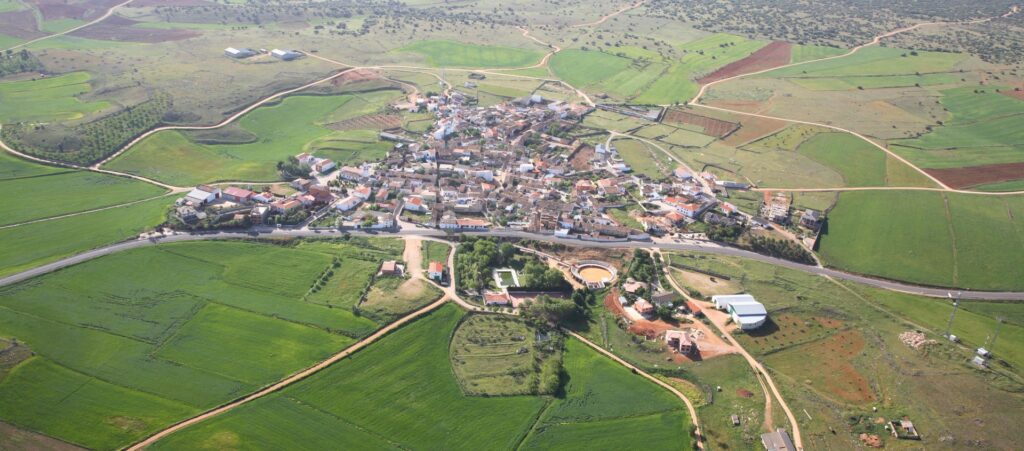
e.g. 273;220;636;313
170;86;825;250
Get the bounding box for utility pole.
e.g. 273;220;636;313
988;317;1005;351
944;291;961;338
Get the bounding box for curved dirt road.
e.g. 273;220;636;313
2;0;135;52
686;6;1024;195
571;0;646;28
660;257;803;450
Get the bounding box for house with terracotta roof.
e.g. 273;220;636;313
428;261;445;281
665;330;697;354
633;298;655;317
222;187;254;203
380;260;402;276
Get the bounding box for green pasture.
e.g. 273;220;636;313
0;0;26;12
40;19;85;33
961;302;1024;327
153;305;690;450
634;33;768;104
0;151;62;179
400;40;543;68
0;358;194;450
891;86;1024;169
789;44;846;64
107;92;400;185
0;170;166;226
421;240;450;268
615;138;672;179
796;132;886;186
787;72;960;91
0;195;172;278
550;49;633;89
687;354;766;450
817;191;1024;290
0;240;390;448
0;71;110;123
764;46;964;78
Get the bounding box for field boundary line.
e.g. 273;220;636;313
124;294;450;450
0;192;173;230
2;0;135;52
567;331;705;450
685;6;1024;194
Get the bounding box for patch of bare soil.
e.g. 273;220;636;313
925;162;1024;189
0;10;46;39
70;15;199;43
0;420;85;451
698;41;793;85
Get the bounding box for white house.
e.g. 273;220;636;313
428;261;445;281
404;195;427;212
335;195;362;212
712;294;767;330
313;159;336;174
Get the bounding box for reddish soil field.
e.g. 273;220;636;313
130;0;215;5
0;10;46;39
722;115;787;146
1001;89;1024;101
331;69;380;86
772;329;875;404
568;144;595;171
29;0;123;21
698;41;793;85
69;15;199;43
736;388;754;398
663;109;739;138
327;114;402;131
924;162;1024;189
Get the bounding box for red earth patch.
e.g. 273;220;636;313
663;109;740;138
698;41;793;85
924;162;1024;189
69;15;199;43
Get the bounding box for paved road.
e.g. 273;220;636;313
2;227;1021;300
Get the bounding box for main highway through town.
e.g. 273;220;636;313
2;226;1021;300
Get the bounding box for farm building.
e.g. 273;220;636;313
222;187;254;203
271;49;302;60
483;290;511;306
428;261;445;281
761;428;796;451
185;185;221;206
380;261;402;276
712;294;767;330
224;47;256;58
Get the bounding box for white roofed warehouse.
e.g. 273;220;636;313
712;294;768;330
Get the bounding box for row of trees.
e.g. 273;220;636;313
4;93;172;165
748;236;816;265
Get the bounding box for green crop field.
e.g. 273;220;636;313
421;240;451;268
789;44;847;63
615;138;672;179
0;240;393;448
796;132;886;186
788;73;960;91
765;46;964;78
152;305;690;450
0;72;110;123
891;86;1024;169
634;33;768;104
0;0;26;12
550;49;634;89
0;195;172;278
106;92;401;185
0;168;166;226
400;40;543;68
818;191;1024;290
